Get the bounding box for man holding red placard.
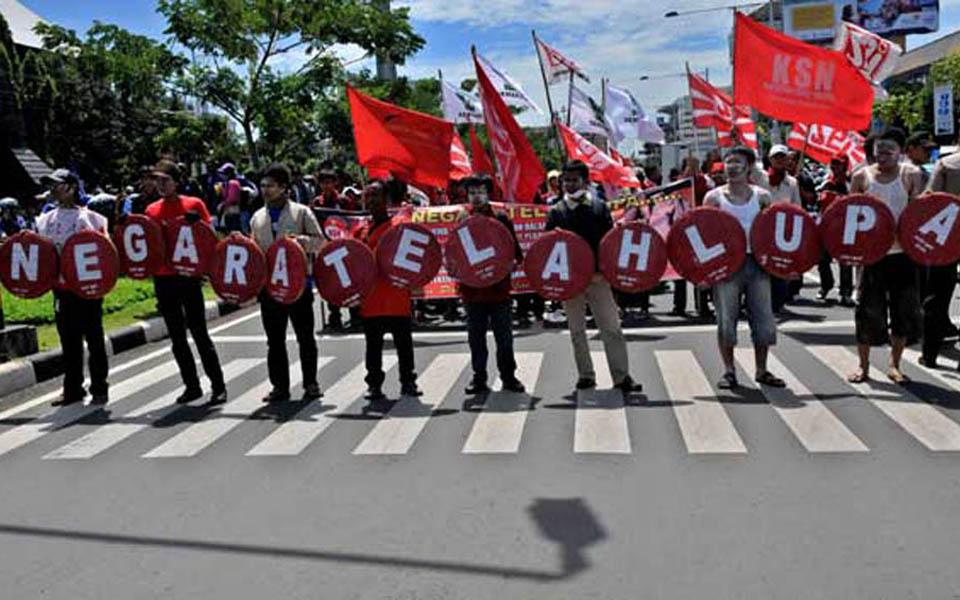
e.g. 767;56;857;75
703;148;785;390
35;169;110;406
847;129;925;384
145;160;227;405
250;163;323;403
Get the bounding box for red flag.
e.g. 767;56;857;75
687;72;758;150
733;12;873;131
468;124;495;176
450;132;473;181
347;84;454;189
609;146;624;166
473;51;546;203
788;123;866;169
557;121;640;188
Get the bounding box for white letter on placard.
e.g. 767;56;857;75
541;241;570;281
684;226;725;263
271;247;289;287
10;243;38;281
394;228;429;273
775;213;803;252
842;204;876;245
918;204;959;246
172;226;199;265
618;229;651;271
223;245;248;285
74;243;101;282
458;226;496;265
123;224;148;262
323;246;352;287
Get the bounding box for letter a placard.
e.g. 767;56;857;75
598;222;667;293
897;192;960;266
314;238;377;307
522;229;593;300
666;207;746;286
818;194;895;266
0;231;59;298
165;217;218;277
751;203;820;278
375;222;442;289
60;230;120;299
443;215;515;288
266;237;308;304
211;234;266;304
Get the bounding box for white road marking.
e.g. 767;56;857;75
573;352;631;454
462;353;544;454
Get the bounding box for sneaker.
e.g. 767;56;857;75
364;387;386;402
302;383;323;400
575;378;596;390
501;377;526;393
400;382;423;397
209;387;228;406
261;389;290;404
616;376;642;393
90;393;109;406
175;387;204;405
465;380;490;395
816;290;829;301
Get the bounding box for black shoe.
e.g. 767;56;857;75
669;308;686;317
302;383;323;400
261;389;290;404
918;356;939;369
616;376;642;393
209;387;228;405
839;296;855;307
575;378;596;390
364;387;386;402
516;318;532;329
400;382;423;397
90;393;109;406
501;377;526;393
176;387;204;405
465;380;490;395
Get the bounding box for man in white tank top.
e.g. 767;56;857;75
847;128;925;384
703;147;785;389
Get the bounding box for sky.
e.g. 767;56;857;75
16;0;960;129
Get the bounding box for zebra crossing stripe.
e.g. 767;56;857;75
353;353;471;455
246;356;397;457
0;359;184;458
734;349;868;453
43;360;261;460
462;353;544;455
655;350;747;454
810;346;960;452
573;352;631;454
900;349;960;393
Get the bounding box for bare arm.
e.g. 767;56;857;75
926;160;946;194
703;187;722;208
901;163;925;201
757;188;774;210
850;169;868;194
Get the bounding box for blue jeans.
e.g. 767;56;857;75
713;256;777;347
465;301;516;383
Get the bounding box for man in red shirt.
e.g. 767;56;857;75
145;160;227;405
311;169;342;209
354;181;421;403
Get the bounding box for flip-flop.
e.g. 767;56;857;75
847;371;869;384
755;371;786;388
887;369;911;385
717;372;738;389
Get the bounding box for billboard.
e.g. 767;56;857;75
783;0;939;41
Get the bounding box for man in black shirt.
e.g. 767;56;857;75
816;154;854;306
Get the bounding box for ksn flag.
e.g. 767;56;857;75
441;79;483;124
450;132;473;180
687;71;757;150
474;53;543;114
788;123;866;169
347;85;454;189
474;50;546;202
468;124;495;176
557;121;640;188
733;12;874;131
534;33;590;84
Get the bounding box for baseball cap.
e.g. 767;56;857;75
41;168;80;186
768;144;790;158
547;170;561;180
907;133;937;149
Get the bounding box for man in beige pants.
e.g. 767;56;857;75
545;161;641;393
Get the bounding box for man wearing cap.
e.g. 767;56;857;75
250;163;324;403
35;169;110;406
545;160;641;394
765;144;802;313
145;160;228;404
544;170;562;204
816;154;855;306
919;135;960;369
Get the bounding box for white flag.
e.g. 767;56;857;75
569;85;613;138
475;53;543;114
604;82;665;145
835;22;902;86
441;79;483;124
534;35;590;84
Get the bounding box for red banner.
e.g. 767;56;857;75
556;121;640;188
788;123;866;169
468;124;495;177
733;12;874;131
688;71;758;150
450;132;473;181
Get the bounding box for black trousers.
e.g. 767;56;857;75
818;252;853;298
154;276;224;391
363;316;416;389
920;263;958;363
260;290;318;393
465;301;516;383
54;290;108;398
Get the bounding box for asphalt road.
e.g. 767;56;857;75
1;276;960;599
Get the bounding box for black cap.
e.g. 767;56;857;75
41;168;80;186
907;133;937;150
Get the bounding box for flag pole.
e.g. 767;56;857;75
566;71;575;127
532;30;562;159
685;62;701;163
796;125;812;176
601;77;610;154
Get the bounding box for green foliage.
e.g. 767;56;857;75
2;278;158;325
930;54;960;89
874;80;933;132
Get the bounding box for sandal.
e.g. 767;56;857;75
887;369;911;385
755;371;786;388
717;372;738;389
847;370;869;384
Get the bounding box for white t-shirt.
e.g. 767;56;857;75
35;207;108;252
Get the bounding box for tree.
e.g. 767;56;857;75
159;0;425;167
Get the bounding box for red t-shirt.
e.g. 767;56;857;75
355;217;412;318
145;195;212;277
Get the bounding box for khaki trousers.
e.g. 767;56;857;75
563;274;629;384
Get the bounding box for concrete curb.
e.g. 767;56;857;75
0;299;246;399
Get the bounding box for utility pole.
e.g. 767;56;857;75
372;0;397;81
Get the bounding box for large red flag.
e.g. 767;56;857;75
473;51;546;203
347;84;454;189
556;122;640;188
788;123;866;169
468;124;495;176
733;13;873;131
688;72;758;150
450;132;473;181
